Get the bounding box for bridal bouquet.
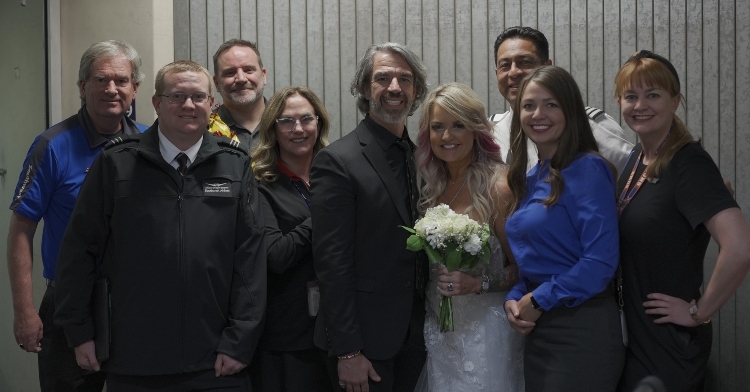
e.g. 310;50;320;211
402;204;490;332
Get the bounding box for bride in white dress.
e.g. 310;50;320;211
413;83;524;392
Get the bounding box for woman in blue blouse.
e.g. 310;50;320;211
504;66;624;391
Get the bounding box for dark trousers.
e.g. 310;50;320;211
38;285;106;392
107;369;251;392
250;347;332;392
323;294;426;392
524;296;625;392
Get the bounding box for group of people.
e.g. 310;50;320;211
8;25;750;392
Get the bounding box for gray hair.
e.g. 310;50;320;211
350;42;428;116
78;40;143;98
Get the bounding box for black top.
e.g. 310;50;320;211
617;142;737;391
216;104;261;150
258;169;315;351
364;115;417;222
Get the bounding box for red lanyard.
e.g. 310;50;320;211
617;151;648;216
617;132;670;217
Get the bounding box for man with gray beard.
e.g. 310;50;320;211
212;39;267;150
311;42;428;392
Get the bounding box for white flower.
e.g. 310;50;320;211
411;204;488;270
463;233;482;255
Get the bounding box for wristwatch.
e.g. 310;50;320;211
530;295;543;312
477;275;490;295
689;301;711;325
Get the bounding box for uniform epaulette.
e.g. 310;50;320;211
489;111;511;123
216;137;249;156
104;134;141;150
585;106;605;121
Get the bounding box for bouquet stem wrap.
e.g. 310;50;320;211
402;204;490;333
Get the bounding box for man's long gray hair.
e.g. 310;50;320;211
350;42;428;116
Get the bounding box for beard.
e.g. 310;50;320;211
223;83;265;105
368;93;412;124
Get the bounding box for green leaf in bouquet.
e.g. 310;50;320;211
424;245;442;265
405;235;425;251
460;254;479;271
445;245;462;271
478;244;491;263
400;225;416;234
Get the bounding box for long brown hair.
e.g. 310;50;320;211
251;86;330;183
507;65;601;214
615;52;694;181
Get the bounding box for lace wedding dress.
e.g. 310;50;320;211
416;236;525;392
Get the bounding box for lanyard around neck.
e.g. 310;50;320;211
290;179;311;209
617;151;648;217
617;132;670;217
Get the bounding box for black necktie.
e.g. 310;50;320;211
396;138;425;297
395;139;418;222
175;153;189;176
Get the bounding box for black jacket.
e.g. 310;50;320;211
257;172;316;351
54;122;266;375
310;116;425;360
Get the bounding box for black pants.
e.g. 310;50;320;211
323;294;426;392
107;369;251;392
38;285;106;392
524;296;625;392
250;347;331;392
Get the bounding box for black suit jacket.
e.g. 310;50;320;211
311;116;422;360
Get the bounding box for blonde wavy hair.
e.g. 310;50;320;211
415;83;506;227
251;86;330;183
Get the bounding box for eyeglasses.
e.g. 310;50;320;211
158;93;210;104
275;115;318;132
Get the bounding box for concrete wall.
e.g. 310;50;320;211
0;1;48;390
57;0;174;126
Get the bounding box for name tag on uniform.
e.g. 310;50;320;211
202;181;232;196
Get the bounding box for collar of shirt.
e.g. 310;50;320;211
363;114;412;151
216;101;266;134
276;160;303;183
157;127;203;169
78;105;142;148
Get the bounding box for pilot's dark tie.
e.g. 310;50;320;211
175;153;189;176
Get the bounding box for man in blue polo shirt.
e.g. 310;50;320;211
7;40;147;392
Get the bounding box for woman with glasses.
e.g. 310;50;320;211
249;86;331;392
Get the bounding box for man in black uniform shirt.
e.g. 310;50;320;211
54;60;266;391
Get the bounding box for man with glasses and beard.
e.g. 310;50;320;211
311;42;428;392
212;39;268;150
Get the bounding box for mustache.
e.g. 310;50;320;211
230;85;256;92
383;92;407;99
